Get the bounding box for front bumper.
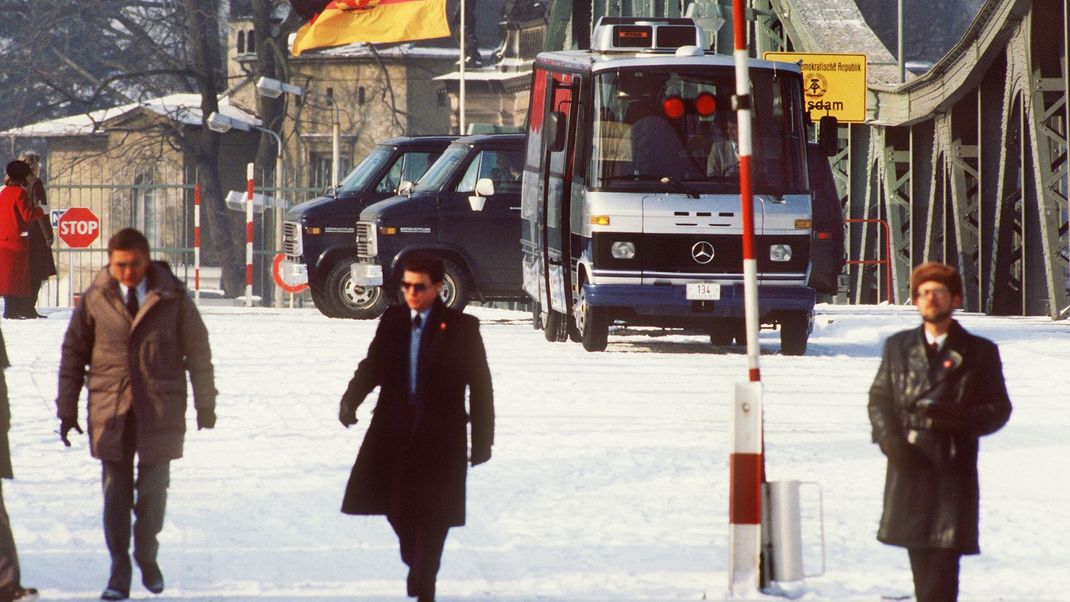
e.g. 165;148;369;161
350;262;384;286
584;283;815;320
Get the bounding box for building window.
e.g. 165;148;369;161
237;31;245;54
310;152;353;191
247;29;255;53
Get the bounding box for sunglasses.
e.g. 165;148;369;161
400;281;430;293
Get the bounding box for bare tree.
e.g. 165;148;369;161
0;0;253;294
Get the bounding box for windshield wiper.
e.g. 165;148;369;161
601;174;701;198
659;176;701;199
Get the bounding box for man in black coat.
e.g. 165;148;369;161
338;253;494;602
868;262;1012;602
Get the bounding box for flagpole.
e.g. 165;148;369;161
459;0;466;134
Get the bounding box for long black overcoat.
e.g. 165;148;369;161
339;300;494;527
868;320;1011;554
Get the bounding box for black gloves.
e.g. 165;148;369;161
471;446;492;466
924;404;969;433
339;404;358;428
879;435;929;469
59;417;83;447
196;407;216;430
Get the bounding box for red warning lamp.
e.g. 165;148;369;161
695;93;717;116
663;96;685;119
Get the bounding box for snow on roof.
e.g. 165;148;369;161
2;94;260;138
293;40;469;60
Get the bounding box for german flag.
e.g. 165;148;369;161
291;0;450;56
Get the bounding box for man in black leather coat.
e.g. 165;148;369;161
868;262;1012;602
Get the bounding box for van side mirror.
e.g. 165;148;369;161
468;177;495;211
546;111;566;153
397;180;413;196
475;177;495;197
817;115;839;156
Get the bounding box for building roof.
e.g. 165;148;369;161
2;94;260;138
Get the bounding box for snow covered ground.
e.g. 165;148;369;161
2;303;1068;601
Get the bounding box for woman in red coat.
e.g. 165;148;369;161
1;161;45;319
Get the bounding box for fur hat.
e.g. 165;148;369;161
5;160;30;180
910;262;962;299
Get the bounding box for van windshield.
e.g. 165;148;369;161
414;145;469;192
589;67;808;195
338;146;392;195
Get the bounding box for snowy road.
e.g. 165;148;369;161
2;304;1068;601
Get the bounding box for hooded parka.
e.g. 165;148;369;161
56;262;216;464
1;325;12;479
868;321;1011;554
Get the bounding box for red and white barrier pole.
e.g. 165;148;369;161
728;0;764;595
194;183;201;305
245;162;254;307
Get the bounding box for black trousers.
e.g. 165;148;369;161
908;547;961;602
101;413;170;591
388;515;449;601
0;480;20;591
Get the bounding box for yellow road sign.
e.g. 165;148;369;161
764;52;868;123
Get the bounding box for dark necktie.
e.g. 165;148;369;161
413;314;422;329
126;288;139;317
926;341;939;363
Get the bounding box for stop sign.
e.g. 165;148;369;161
57;207;101;248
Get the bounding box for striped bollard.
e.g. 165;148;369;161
245;162;254;307
194;183;201;305
729;0;765;596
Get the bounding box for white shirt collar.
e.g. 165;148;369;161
409;307;431;325
118;278;148;305
924;330;948;350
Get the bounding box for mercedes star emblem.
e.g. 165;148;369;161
691;241;715;264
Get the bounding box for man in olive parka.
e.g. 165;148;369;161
56;229;216;601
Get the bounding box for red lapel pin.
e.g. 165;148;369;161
440;321;446;331
943;359;953;369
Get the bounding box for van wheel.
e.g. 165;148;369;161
574;285;608;352
780;311;812;356
709;319;745;345
439;259;468;311
309;280;338;318
326;259;387;320
543;310;568;342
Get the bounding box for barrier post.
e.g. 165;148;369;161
245;162;254;307
194;183;201;305
729;0;765;596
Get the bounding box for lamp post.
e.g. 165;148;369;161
257;76;340;191
207;110;285;307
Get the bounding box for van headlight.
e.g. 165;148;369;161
611;241;636;260
770;244;792;262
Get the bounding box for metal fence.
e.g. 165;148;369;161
37;165;326;308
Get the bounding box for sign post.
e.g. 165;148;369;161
57;207;101;248
763;52;868;123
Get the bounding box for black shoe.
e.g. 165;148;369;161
2;314;27;320
141;562;165;594
100;587;128;601
406;569;418;597
0;585;39;602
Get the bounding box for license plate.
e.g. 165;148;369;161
686;282;721;300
